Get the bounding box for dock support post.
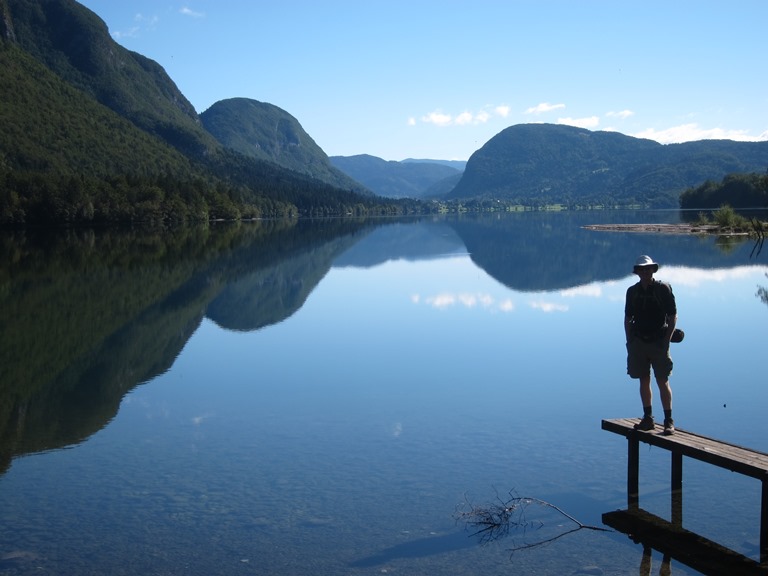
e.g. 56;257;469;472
671;450;683;529
628;433;639;510
761;477;767;564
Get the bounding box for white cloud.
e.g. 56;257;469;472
455;111;474;125
422;111;453;126
557;116;600;129
526;102;566;115
634;123;764;144
180;7;205;18
474;110;491;123
416;105;509;127
607;110;634;120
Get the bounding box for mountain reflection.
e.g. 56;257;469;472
448;211;761;292
0;212;762;473
0;219;377;473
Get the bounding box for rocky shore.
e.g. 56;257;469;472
582;223;749;236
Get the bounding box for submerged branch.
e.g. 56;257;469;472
455;489;610;553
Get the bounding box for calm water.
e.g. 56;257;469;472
1;211;766;575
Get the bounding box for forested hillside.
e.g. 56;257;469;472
450;124;768;208
201;98;368;195
0;0;407;225
5;0;217;158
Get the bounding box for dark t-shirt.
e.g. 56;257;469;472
625;279;676;338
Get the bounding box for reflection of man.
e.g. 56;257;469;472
624;255;677;435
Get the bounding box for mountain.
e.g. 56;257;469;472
449;123;768;208
329;154;462;198
5;0;217;158
402;158;467;171
200;98;370;196
0;0;400;225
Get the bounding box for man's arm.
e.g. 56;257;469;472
624;314;633;342
663;284;677;346
624;287;634;342
664;313;677;346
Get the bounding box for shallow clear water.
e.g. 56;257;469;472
1;211;766;575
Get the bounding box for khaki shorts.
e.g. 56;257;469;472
626;337;673;381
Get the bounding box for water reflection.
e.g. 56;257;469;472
449;211;762;291
0;212;766;575
0;219;377;471
1;213;764;472
603;508;766;576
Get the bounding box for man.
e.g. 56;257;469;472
624;255;677;435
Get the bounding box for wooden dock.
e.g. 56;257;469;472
602;417;768;564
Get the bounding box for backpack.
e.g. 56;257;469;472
629;280;684;342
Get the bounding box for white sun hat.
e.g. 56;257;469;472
633;255;659;273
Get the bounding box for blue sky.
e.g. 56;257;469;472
76;1;768;161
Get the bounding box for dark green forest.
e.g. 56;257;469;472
0;43;415;225
680;172;768;210
0;5;418;226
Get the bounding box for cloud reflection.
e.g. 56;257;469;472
529;300;569;313
658;265;768;287
411;266;768;316
560;284;603;298
414;291;515;313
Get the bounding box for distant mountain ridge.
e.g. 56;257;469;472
402;158;467;171
329;154;462;198
450;123;768;208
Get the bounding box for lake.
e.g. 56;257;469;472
1;211;766;575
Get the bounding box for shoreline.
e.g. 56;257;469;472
582;223;750;236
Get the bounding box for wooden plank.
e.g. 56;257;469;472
603;508;768;576
602;418;768;479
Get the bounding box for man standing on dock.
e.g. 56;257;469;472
624;255;677;435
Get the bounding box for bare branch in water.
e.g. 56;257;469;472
455;488;611;553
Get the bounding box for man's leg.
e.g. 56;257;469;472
634;372;655;430
652;343;675;433
656;377;672;412
656;377;674;434
639;373;653;409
